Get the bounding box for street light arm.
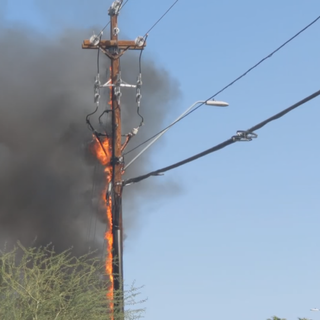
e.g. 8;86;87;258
124;101;206;170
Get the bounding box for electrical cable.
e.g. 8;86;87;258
138;35;148;74
137;106;144;127
86;106;98;132
123;88;320;185
123;14;320;156
98;109;112;124
246;89;320;133
122;0;130;10
99;22;110;37
143;0;179;37
135;34;149;127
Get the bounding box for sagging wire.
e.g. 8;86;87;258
135;34;148;128
123;14;320;157
86;106;98;132
123;88;320;186
98;109;112;124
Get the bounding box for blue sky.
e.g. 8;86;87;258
3;1;320;319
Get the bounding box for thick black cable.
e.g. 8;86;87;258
124;89;320;185
247;89;320;133
124;138;235;185
138;35;148;74
86;107;98;133
123;14;320;156
143;0;179;37
98;109;112;124
137;108;144;127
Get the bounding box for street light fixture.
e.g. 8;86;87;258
124;99;229;170
204;100;229;107
311;308;320;311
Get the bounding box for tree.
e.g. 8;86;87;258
0;243;145;320
267;317;311;320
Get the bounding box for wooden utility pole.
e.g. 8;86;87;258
82;0;146;317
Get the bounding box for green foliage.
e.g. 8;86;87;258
0;243;144;320
267;317;311;320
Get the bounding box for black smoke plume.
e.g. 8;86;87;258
0;26;180;256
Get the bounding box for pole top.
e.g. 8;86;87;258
108;0;123;16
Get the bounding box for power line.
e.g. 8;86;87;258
123;88;320;185
122;0;130;9
246;89;320;132
143;0;179;36
123;14;320;156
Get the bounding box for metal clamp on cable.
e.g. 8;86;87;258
232;130;258;142
136;74;142;107
94;75;101;105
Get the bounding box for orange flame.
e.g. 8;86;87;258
91;66;114;315
92;136;114;305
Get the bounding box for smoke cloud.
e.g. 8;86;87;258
0;25;180;255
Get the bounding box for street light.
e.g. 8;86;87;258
204;100;229;107
124;99;229;170
311;308;320;311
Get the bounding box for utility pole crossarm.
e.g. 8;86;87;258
82;39;146;50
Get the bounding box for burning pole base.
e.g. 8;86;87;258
112;191;124;317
